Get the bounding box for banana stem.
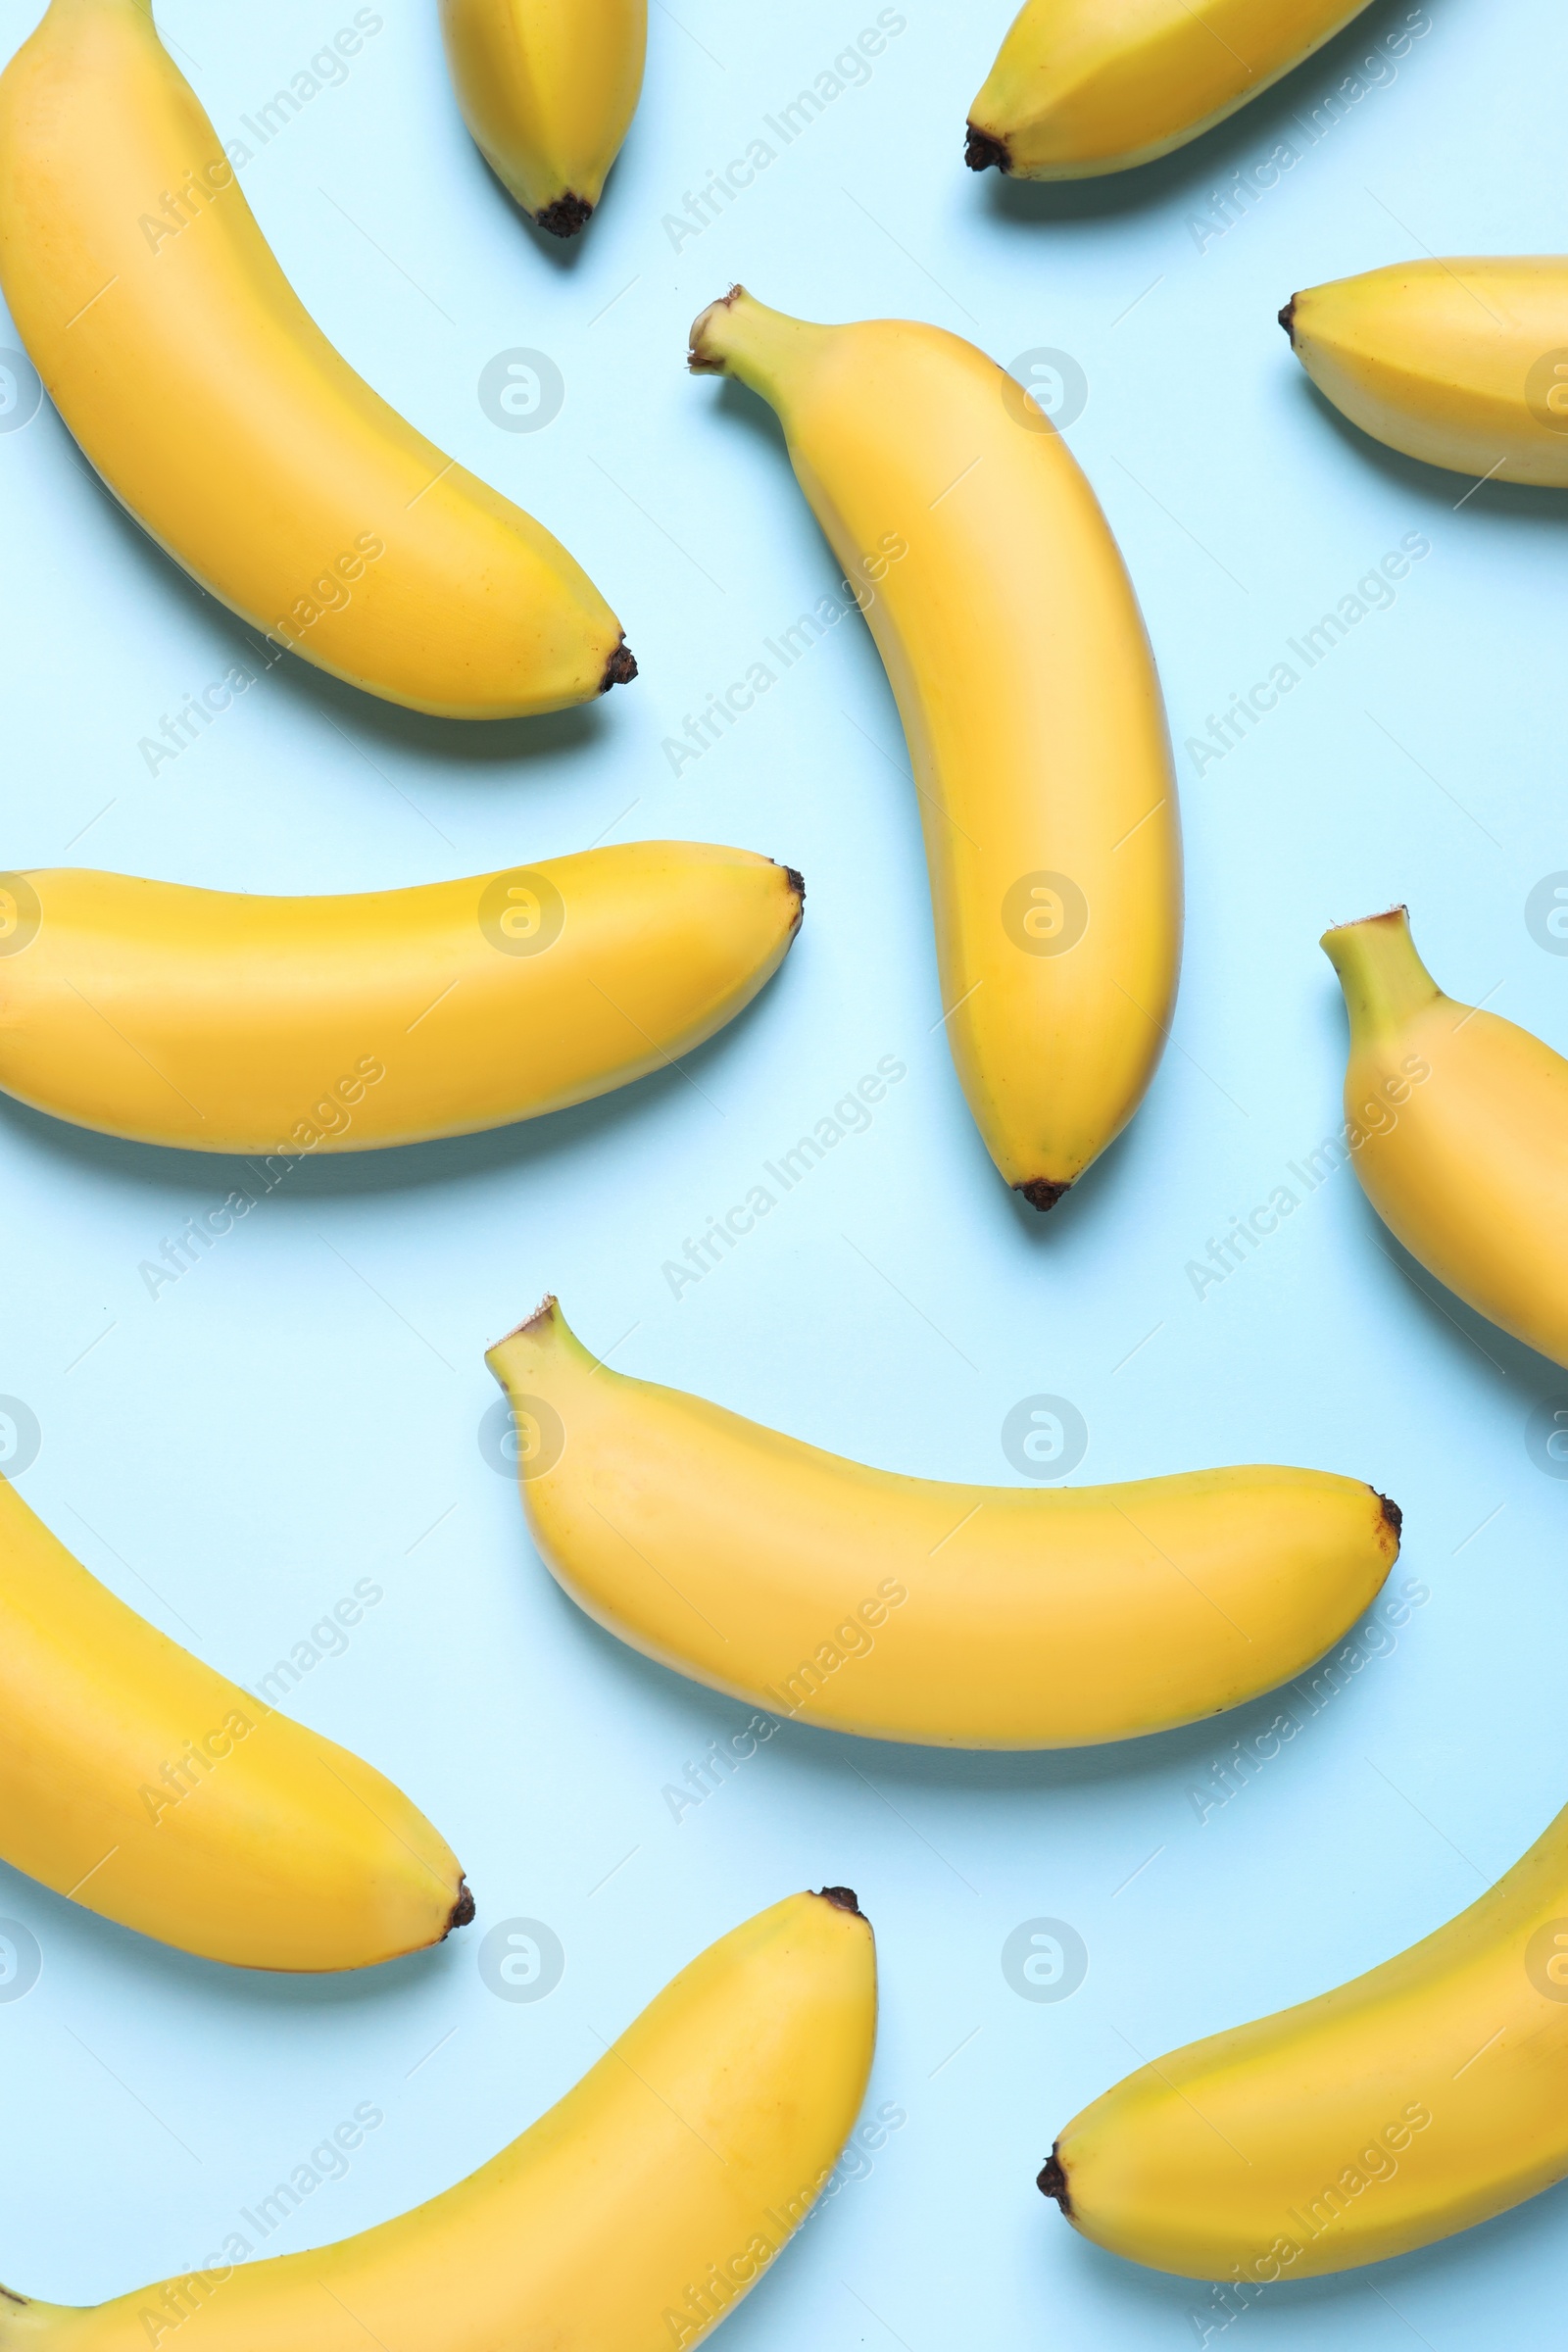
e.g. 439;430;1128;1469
687;287;827;405
1321;907;1442;1037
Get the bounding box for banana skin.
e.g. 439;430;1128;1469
0;0;632;716
0;1892;877;2348
1323;906;1568;1366
1284;257;1568;486
0;847;803;1154
1042;1798;1568;2278
486;1299;1399;1749
440;0;647;236
966;0;1377;179
0;1474;467;1971
689;287;1181;1208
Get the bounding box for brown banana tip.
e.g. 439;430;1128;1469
1378;1493;1403;1544
600;641;638;692
816;1885;862;1915
1278;297;1298;343
445;1881;476;1936
1017;1178;1072;1213
534;191;592;238
782;864;807;905
1037;2148;1071;2213
687;285;745;370
964;123;1009;173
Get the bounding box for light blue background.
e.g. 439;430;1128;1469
2;0;1566;2342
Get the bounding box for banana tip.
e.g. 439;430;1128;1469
1278;296;1298;344
1017;1178;1072;1213
1378;1492;1403;1545
688;285;746;371
600;641;638;693
445;1880;476;1937
964;122;1009;173
816;1885;863;1916
1037;2148;1071;2214
534;192;593;238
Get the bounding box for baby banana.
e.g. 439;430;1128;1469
440;0;647;237
966;0;1375;179
0;0;632;716
0;1473;467;1970
1042;1798;1568;2277
0;847;803;1154
486;1299;1400;1748
0;1890;876;2342
689;288;1181;1209
1323;906;1568;1366
1284;258;1568;486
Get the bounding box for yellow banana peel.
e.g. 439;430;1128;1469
440;0;647;235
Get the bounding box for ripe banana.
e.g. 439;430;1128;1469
1042;1797;1568;2278
1284;258;1568;486
1323;906;1568;1366
689;288;1181;1208
965;0;1375;179
0;847;803;1155
486;1299;1400;1749
0;1472;467;1971
440;0;647;237
0;1890;876;2343
0;0;632;717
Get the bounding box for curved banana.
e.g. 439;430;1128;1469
485;1299;1399;1749
689;288;1180;1209
440;0;647;237
1283;258;1568;486
1323;906;1568;1366
1041;1798;1568;2278
0;1890;876;2343
0;1472;467;1971
0;0;632;716
966;0;1375;179
0;847;803;1155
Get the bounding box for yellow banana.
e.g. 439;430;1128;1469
0;0;633;716
1042;1797;1568;2278
966;0;1375;179
0;1890;876;2345
440;0;647;237
1284;258;1568;486
688;288;1180;1209
486;1299;1399;1749
0;1473;467;1971
0;847;803;1154
1323;906;1568;1367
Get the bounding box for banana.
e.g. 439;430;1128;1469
0;1890;876;2345
1041;1797;1568;2278
0;1472;467;1971
0;847;803;1155
1323;906;1568;1367
1283;258;1568;486
965;0;1375;179
0;0;633;717
485;1299;1400;1749
440;0;647;237
688;288;1180;1209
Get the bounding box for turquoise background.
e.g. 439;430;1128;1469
2;0;1567;2342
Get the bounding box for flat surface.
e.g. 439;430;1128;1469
1;0;1565;2342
